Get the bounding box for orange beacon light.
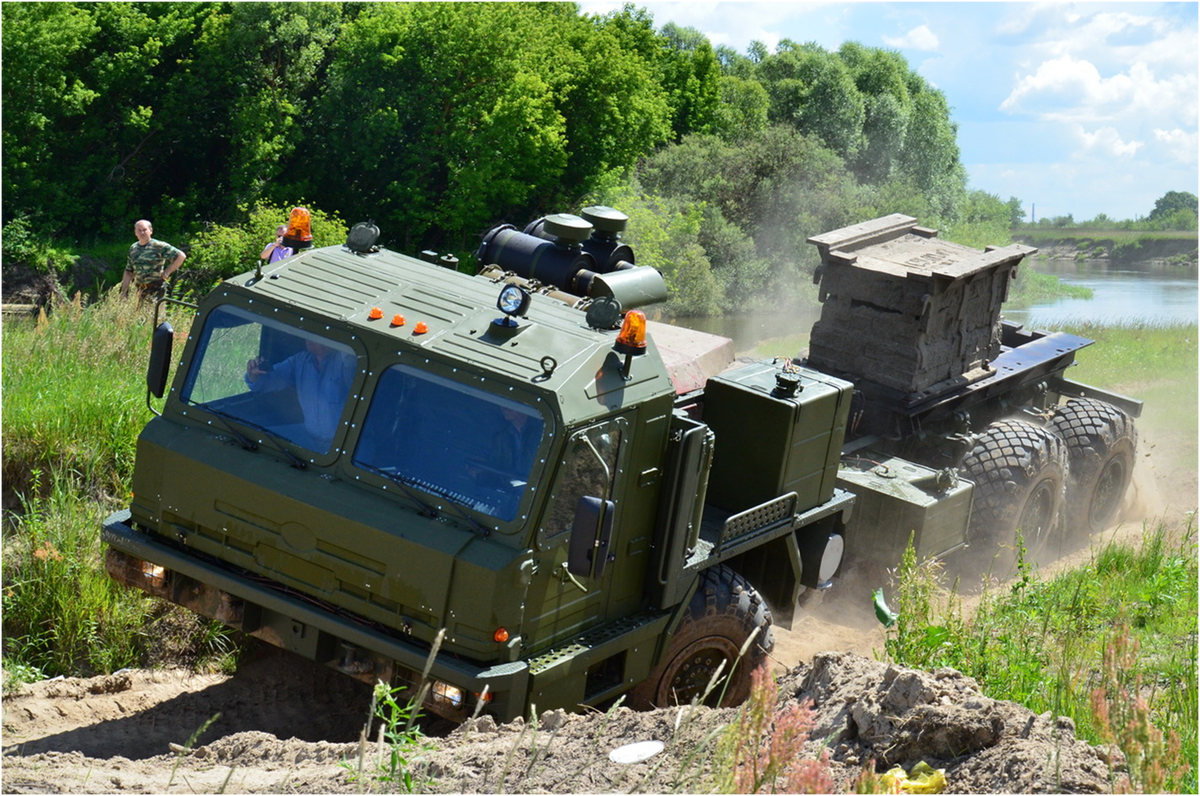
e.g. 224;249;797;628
282;206;313;250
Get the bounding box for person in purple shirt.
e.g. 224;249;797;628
260;224;294;264
245;339;353;450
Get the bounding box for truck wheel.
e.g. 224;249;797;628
627;565;773;709
1049;398;1137;536
961;419;1068;557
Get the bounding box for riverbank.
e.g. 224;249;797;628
1013;229;1197;266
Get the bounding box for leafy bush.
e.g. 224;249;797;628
1;216;77;275
177;200;348;300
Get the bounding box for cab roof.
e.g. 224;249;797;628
220;244;678;423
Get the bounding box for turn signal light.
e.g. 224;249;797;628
493;627;509;643
368;307;383;320
391;314;406;327
614;310;647;355
414;321;429;335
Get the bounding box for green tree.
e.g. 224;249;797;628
312;2;570;249
839;43;914;183
658;22;722;138
1148;191;1199;223
589;9;712;143
183;3;346;213
1;2;99;227
715;44;757;79
2;3;212;234
897;88;966;218
711;76;770;141
756;42;865;159
556;8;671;199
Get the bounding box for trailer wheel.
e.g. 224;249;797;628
627;565;773;709
1049;398;1137;536
961;419;1068;557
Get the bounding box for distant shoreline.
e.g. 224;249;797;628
1012;230;1197;266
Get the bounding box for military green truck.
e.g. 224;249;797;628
103;210;1140;723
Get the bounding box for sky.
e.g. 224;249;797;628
581;1;1199;223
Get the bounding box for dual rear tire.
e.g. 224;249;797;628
962;399;1136;558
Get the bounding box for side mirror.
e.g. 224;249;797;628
147;321;174;399
567;496;615;578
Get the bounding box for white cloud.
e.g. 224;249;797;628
998;0;1075;36
1001;56;1108;118
1153;128;1199;166
883;24;939;52
1000;55;1195;127
605;1;824;54
1074;125;1143;158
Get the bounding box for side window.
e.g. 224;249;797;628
539;421;623;546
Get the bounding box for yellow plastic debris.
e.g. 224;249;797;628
879;761;947;794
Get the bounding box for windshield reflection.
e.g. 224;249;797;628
353;364;544;522
181;305;355;454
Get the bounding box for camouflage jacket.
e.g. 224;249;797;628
127;239;183;284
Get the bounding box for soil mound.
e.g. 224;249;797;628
2;651;1116;793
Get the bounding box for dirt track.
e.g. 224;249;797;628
1;648;1123;794
2;422;1194;793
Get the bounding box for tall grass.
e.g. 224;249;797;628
3;475;150;679
1;291;190;501
2;292;223;683
885;523;1197;793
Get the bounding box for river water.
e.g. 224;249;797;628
670;257;1197;352
1003;258;1198;328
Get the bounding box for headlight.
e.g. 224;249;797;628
431;680;465;709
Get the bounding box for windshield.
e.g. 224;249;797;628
181;305;357;455
353;364;545;522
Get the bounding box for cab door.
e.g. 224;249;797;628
520;415;630;654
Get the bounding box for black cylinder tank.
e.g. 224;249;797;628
522;207;635;273
476;214;598;294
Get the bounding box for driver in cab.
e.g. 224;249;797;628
245;338;354;450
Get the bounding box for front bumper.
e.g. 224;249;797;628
102;510;529;721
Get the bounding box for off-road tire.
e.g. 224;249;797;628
627;564;773;709
961;419;1068;557
1049;398;1137;536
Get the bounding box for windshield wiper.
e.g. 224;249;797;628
197;403;308;469
358;463;491;537
197;404;259;452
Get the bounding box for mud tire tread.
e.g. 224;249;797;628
961;419;1068;553
1049;398;1137;536
627;564;773;710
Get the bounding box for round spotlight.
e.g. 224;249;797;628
497;284;531;318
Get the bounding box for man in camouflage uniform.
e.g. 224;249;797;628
121;219;186;301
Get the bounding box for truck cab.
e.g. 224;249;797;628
104;211;852;721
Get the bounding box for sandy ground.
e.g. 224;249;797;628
2;418;1194;794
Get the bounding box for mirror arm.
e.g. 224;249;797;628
557;563;588;593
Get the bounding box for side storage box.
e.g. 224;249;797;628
703;362;852;514
836;450;973;564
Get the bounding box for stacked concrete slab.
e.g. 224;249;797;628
806;214;1037;399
